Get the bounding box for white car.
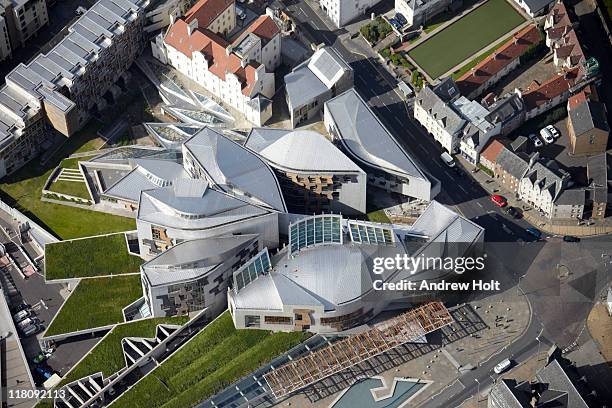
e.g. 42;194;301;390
528;134;543;148
545;125;560;139
440;152;455;168
539;128;554;144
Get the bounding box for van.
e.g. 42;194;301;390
494;358;511;374
440;152;455;168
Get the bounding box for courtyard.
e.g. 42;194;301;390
408;0;525;79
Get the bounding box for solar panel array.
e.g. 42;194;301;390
234;249;271;292
348;220;395;245
289;215;342;256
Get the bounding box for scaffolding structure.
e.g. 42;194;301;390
263;302;453;399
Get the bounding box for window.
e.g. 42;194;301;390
245;315;261;327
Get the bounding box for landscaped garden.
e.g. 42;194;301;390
45;233;142;280
0;122;135;240
408;0;524;78
58;316;189;387
360;16;393;44
112;312;309;408
44;275;142;336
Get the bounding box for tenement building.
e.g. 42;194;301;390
0;0;50;62
151;0;281;125
0;0;150;178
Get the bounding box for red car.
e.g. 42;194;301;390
490;194;507;207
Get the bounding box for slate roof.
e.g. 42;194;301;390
417;86;466;136
586;153;608;203
554;188;585;206
535;359;590;408
488;379;532;408
569;99;609;136
495;147;529;179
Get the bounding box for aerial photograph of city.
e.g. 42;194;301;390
0;0;610;407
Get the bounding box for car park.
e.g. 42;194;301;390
493;358;512;374
539;127;554;144
490;194;507;207
12;309;31;323
528;134;543;148
526;227;542;240
563;235;580;242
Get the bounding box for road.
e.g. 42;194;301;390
280;1;612;406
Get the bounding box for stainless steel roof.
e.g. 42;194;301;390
183;127;287;212
245;128;363;173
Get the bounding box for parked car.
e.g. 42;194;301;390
17;317;39;331
503;206;520;218
388;18;401;30
528;133;543;148
395;13;407;26
526;227;542;240
10;302;30;313
35;365;53;380
490;194;507;207
21;323;42;337
545;125;560;139
32;351;52;364
563;235;580;242
440;152;455;167
494;358;512;374
539;127;555;144
236;6;246;20
12;309;32;323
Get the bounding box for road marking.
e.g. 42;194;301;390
418;145;428;154
458;185;468;194
476;202;483;208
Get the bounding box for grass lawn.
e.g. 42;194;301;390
44;275;142;336
59;316;189;387
408;0;524;78
59;154;97;170
0;121;135;240
451;32;517;79
112;312;309;408
367;209;391;223
47;180;91;200
45;233;142;280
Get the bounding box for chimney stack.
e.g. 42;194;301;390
187;18;198;36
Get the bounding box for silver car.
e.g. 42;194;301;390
528;134;543;148
539;128;554;144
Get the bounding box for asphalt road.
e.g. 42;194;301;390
281;1;612;405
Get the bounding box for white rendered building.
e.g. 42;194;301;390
228;202;484;334
395;0;461;27
319;0;385;28
285;46;353;128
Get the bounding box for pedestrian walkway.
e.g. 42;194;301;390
458;155;612;237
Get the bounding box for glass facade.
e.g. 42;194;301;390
233;248;271;291
348;221;394;245
288;215;342;256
